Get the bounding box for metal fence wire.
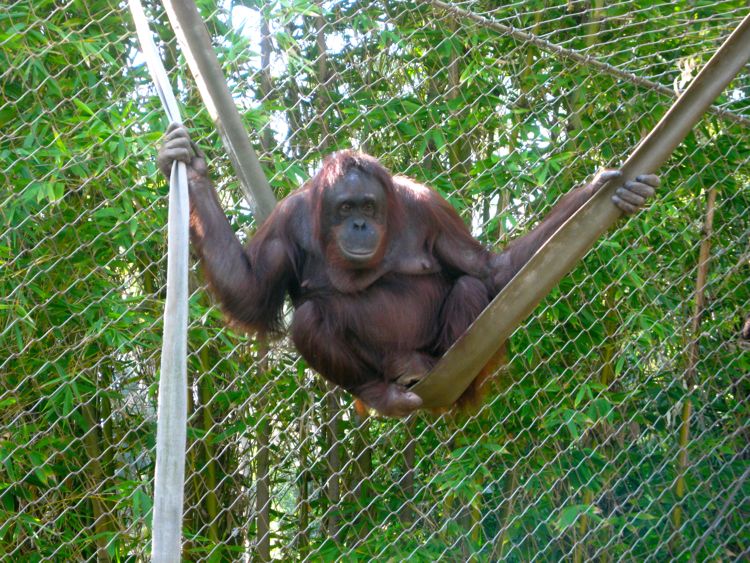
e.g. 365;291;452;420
1;0;749;560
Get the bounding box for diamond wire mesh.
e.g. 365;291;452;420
0;0;748;560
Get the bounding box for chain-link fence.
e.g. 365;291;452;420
2;0;749;560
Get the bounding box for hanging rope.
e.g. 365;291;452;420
129;1;189;560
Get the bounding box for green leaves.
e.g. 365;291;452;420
1;0;747;559
555;503;602;531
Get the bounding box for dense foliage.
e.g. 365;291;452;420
0;0;748;560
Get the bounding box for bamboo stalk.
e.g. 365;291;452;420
400;417;417;524
326;389;342;540
82;404;114;563
492;466;518;560
574;488;595;563
256;342;272;561
296;399;310;556
314;0;331;153
350;411;373;543
672;187;717;544
198;346;220;547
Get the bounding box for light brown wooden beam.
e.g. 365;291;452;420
413;12;750;408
